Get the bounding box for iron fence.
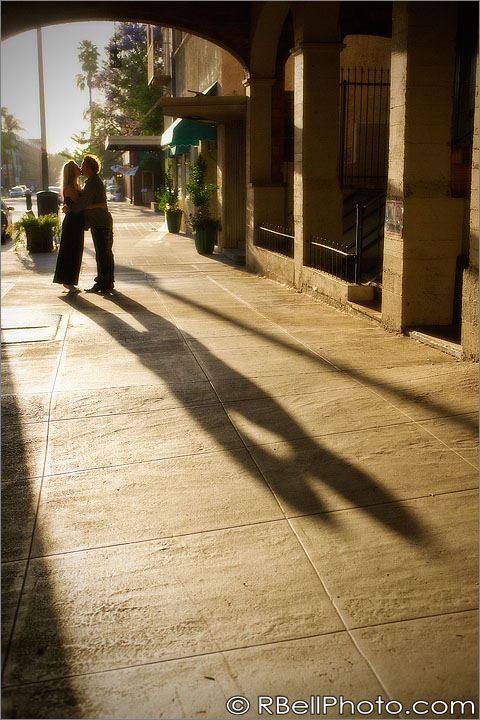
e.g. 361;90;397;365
309;237;357;283
340;67;390;189
255;224;294;258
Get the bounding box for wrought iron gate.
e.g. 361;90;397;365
340;67;390;189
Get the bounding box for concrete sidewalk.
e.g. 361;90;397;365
2;208;478;719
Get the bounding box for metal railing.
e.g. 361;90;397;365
255;224;294;258
308;192;386;284
309;236;357;283
255;196;385;283
353;192;386;283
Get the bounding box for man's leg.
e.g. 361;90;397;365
91;227;115;291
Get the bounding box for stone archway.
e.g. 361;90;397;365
1;1;251;71
249;2;290;79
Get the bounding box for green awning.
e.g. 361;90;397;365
161;118;216;148
202;81;218;96
166;145;191;157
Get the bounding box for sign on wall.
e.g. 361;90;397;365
385;199;404;237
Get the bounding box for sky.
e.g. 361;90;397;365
1;22;116;154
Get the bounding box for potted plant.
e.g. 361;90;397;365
186;154;221;255
156;168;183;233
13;211;60;253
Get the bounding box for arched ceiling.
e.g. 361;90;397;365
340;2;392;38
0;1;252;69
1;1;392;74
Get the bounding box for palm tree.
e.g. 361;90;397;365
76;40;100;140
1;107;24;189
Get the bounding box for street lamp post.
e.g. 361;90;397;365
37;28;49;190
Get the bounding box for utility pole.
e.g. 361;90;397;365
37;28;49;190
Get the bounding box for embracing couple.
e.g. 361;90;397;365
53;154;114;295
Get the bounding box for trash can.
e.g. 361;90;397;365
37;190;59;216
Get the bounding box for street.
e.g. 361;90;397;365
3;195;142;223
3;196;40;224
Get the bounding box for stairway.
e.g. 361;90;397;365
342;190;386;284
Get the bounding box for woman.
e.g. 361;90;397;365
53;160;85;292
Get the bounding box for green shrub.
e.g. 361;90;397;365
185;155;221;232
155;167;180;212
13;212;60;252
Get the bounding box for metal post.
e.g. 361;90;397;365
37;28;49;190
339;79;347;184
354;202;363;284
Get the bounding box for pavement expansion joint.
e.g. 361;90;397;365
282;486;480;520
40;445;262;478
0;627;360;690
27;517;289;561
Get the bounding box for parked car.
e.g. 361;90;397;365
9;185;28;197
1;200;14;243
106;184;117;200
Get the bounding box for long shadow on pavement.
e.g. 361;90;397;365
107;256;477;437
64;290;428;542
3;228;467;717
2;243;466;716
1;353;78;715
148;277;478;435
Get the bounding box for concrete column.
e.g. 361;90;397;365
217;120;246;251
244;77;275;186
382;2;464;332
461;50;479;361
292;42;343;287
244;77;287;267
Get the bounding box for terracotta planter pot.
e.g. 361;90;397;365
166;210;182;233
194;226;217;255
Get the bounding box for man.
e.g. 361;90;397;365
69;154;115;294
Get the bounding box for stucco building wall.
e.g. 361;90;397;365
341;34;391;69
164;33;246;249
3;135;70;189
173;35;244;98
173;35;220;97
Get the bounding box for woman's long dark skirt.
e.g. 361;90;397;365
53;212;85;286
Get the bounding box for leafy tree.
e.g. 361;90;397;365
97;23;164;136
1;107;24;188
70;35;123;172
67;25;164;176
76;40;100;140
59;132;121;178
